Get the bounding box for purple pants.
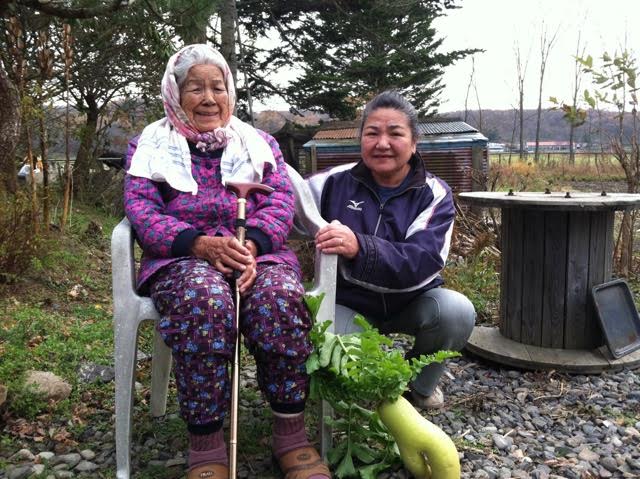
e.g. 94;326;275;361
149;259;312;425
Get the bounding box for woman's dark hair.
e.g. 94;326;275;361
359;90;419;141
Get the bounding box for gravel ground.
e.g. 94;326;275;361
2;350;640;479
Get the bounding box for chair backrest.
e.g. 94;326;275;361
285;164;327;237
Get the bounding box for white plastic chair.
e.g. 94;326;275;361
111;164;338;479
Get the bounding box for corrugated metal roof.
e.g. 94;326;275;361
314;128;359;140
418;121;478;135
312;120;478;140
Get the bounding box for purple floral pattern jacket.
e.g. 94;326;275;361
124;129;300;292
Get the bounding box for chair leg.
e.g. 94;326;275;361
319;400;334;459
114;318;140;479
150;330;172;417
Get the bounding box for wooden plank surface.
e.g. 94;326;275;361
521;210;545;346
541;211;568;348
603;212;614;280
502;209;524;342
587;212;608;348
467;326;640;373
458;191;640;211
565;212;591;349
499;209;510;337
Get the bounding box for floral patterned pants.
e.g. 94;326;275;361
149;259;312;425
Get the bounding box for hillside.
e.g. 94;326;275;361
443;108;634;145
31;106;634;162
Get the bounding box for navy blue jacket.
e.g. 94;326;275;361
307;154;455;318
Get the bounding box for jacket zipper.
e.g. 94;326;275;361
353;176;422;319
374;202;388;317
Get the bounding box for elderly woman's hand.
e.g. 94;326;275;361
236;254;257;295
191;235;255;276
315;220;359;259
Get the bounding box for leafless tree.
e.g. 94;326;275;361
463;55;483;131
533;21;559;163
514;42;530;160
568;32;587;165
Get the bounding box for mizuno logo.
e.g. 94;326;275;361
347;200;364;211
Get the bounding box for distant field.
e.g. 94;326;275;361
485;152;626;191
489;151;620;167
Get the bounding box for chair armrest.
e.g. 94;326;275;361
111;218;140;315
285;165;338;331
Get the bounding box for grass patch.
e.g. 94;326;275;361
0;164;637;477
443;252;500;325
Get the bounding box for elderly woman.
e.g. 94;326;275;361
310;90;476;410
124;44;330;479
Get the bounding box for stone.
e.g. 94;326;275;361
77;362;114;383
10;448;35;461
165;457;187;467
600;456;619;472
79;449;96;461
55;453;81;468
37;452;55;462
24;371;71;401
74;460;99;472
493;434;514;450
7;465;34;479
578;448;600;462
31;464;46;476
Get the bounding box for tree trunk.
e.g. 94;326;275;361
73;99;99;201
519;90;525;160
25;125;40;235
569;124;575;165
0;64;21;194
220;0;237;83
534;97;541;163
39;115;50;229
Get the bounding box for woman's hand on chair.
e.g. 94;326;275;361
315;220;359;259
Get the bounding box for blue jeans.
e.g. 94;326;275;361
334;287;476;397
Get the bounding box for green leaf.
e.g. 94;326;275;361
304;293;325;319
360;462;392;479
335;442;357;478
305;353;320;374
585;55;593;68
327;441;349;466
351;443;377;464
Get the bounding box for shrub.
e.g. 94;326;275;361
443;252;500;325
0;193;41;283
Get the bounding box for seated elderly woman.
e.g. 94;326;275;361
309;90;476;410
124;44;330;479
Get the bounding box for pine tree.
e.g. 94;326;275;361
241;0;478;118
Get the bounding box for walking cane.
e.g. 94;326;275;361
226;182;274;479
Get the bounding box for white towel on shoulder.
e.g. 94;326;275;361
127;116;276;195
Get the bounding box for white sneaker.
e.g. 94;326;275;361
408;386;444;410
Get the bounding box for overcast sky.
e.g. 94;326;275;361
435;0;639;112
255;0;639;113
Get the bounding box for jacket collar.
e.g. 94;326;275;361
350;151;427;190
